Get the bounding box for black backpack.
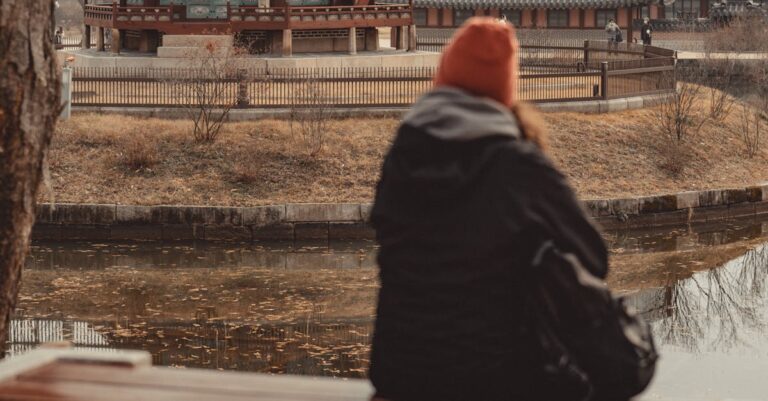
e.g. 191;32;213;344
526;241;657;401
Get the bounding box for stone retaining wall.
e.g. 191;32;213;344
32;184;768;242
588;185;768;230
71;93;674;120
33;203;374;242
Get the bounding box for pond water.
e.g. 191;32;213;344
11;218;768;400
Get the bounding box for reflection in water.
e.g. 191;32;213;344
648;245;768;353
11;219;768;395
8;317;372;376
15;241;379;377
640;244;768;400
8;319;111;357
24;240;379;271
604;220;768;255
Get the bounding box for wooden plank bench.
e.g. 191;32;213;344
0;347;373;401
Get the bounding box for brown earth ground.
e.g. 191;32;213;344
47;98;768;206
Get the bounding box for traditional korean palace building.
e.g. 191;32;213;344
408;0;732;30
82;0;416;56
81;0;763;56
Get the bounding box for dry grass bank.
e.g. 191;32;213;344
49;115;397;206
47;101;768;206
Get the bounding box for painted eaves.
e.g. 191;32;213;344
381;0;653;10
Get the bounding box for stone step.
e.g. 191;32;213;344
156;46;231;58
162;34;233;48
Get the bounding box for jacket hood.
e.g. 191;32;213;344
403;86;521;142
378;87;523;205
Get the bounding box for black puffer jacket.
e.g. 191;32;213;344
370;87;608;401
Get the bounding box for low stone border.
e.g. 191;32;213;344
32;183;768;242
587;184;768;231
33;203;375;242
71;93;673;120
535;93;674;114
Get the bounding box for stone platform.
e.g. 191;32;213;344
62;47;439;70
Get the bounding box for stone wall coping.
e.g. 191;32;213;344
37;184;768;225
582;183;768;219
32;183;768;241
35;203;370;227
71;93;673;120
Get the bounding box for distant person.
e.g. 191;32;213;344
54;26;64;49
370;17;655;401
605;18;621;53
641;17;653;45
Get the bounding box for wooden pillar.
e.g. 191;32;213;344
83;25;91;49
426;8;439;26
110;28;120;54
442;8;453;26
138;30;157;52
96;27;105;51
348;27;357;55
396;26;406;50
282;29;292;57
650;4;660;19
407;24;417;51
365;28;379;51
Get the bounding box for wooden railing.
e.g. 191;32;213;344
69;60;676;108
229;6;287;22
114;6;174;22
83;4;114;21
85;5;174;22
287;3;411;18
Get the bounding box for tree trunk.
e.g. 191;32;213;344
0;1;61;358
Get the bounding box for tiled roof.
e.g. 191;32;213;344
709;1;768;17
397;0;653;9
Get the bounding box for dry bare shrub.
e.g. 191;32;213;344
707;85;735;122
117;130;158;172
654;74;709;143
705;17;768;53
738;103;763;158
749;59;768;109
167;40;251;143
658;139;694;177
698;58;737;122
653;71;711;175
734;59;768;157
289;80;333;158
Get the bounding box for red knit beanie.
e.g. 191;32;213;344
433;17;520;107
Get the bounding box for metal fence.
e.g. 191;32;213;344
60;36;85;50
71;41;675;107
58;35;111;51
72;67;437;108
